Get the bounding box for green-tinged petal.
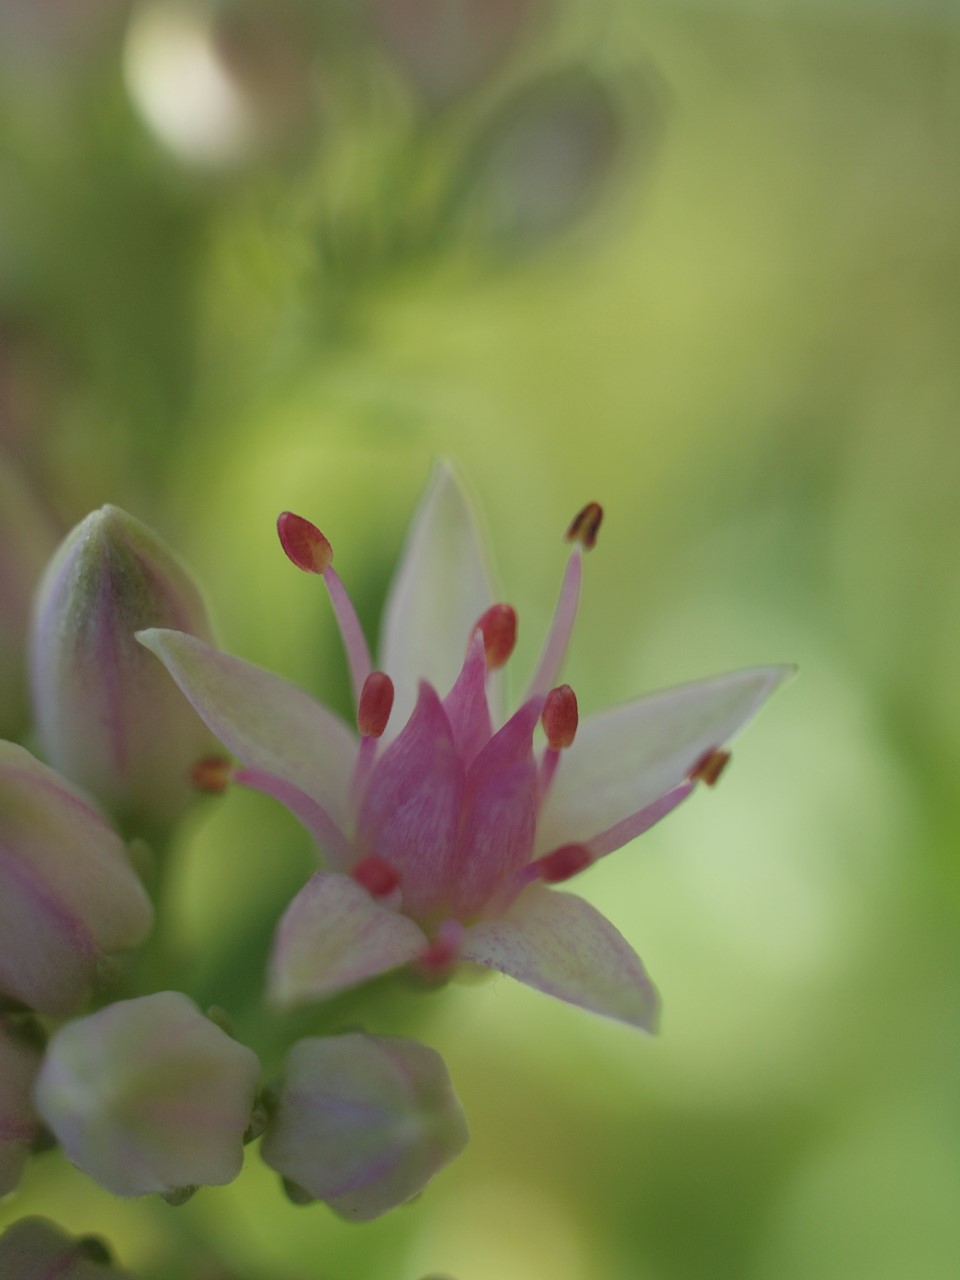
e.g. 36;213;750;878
535;664;794;855
379;464;498;735
268;871;428;1007
461;884;658;1031
136;629;357;828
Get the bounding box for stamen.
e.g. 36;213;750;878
541;684;578;750
276;511;372;703
277;512;333;574
473;604;518;670
190;755;232;793
352;855;400;899
415;919;465;977
357;671;394;739
534;843;593;884
690;748;732;787
565;501;603;551
524;551;581;699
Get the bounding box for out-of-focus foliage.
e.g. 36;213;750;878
1;0;958;1277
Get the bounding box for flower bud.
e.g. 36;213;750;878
29;505;221;837
260;1033;469;1221
0;1019;42;1196
0;743;153;1016
0;453;59;739
0;1218;136;1278
34;992;261;1198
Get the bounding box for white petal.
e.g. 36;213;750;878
268;872;428;1007
137;629;357;828
379;464;497;736
462;885;658;1030
535;665;794;854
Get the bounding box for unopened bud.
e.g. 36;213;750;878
473;604;518;670
357;671;394;738
0;1218;136;1278
29;506;220;837
276;511;333;574
0;743;153;1016
35;992;260;1199
260;1033;469;1221
0;1019;42;1196
541;684;578;749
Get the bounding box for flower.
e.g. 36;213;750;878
29;505;223;838
34;992;261;1198
260;1032;469;1220
139;466;792;1030
0;742;153;1017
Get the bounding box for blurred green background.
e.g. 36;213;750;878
2;1;959;1277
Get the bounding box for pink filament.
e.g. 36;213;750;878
524;550;582;699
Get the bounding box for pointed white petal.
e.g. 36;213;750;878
535;665;794;854
380;465;497;735
137;629;357;828
462;885;658;1030
268;872;428;1007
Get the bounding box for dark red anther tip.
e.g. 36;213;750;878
357;671;394;738
277;511;333;574
536;843;593;884
689;748;731;787
352;855;400;899
541;684;579;750
565;502;603;550
473;603;518;670
190;755;232;794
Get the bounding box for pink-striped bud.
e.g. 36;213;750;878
472;604;517;670
357;671;394;738
260;1033;469;1221
0;743;153;1017
565;501;603;550
541;683;578;749
30;505;220;838
276;512;333;574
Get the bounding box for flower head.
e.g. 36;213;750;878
139;466;792;1030
0;1218;136;1278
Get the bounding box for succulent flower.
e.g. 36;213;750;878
34;991;261;1198
139;467;791;1030
29;505;223;838
260;1032;468;1221
0;742;153;1016
0;1218;136;1278
0;1018;43;1196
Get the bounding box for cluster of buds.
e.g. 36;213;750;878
0;458;789;1274
0;467;472;1273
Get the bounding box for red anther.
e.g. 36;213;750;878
541;684;579;750
277;511;333;574
357;671;394;738
689;748;732;787
190;755;232;794
536;843;593;884
565;502;603;550
352;855;400;899
473;604;518;670
416;920;464;976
